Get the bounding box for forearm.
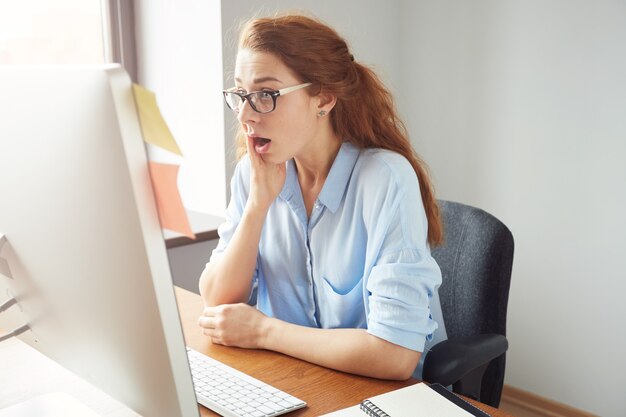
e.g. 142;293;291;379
199;205;266;306
260;318;421;380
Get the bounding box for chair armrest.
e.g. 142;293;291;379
422;333;508;387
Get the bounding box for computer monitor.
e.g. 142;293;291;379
0;65;200;417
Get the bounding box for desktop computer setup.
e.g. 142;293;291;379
0;65;305;417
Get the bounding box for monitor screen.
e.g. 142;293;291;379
0;65;199;417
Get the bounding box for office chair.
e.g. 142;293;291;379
422;200;514;408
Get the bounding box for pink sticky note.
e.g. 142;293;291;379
148;162;195;239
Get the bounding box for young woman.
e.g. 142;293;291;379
198;13;444;380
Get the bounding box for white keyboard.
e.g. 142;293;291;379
186;347;307;417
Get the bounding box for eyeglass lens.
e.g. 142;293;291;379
225;91;275;113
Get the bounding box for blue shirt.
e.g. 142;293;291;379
211;142;442;352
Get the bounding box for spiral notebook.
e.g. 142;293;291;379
320;382;490;417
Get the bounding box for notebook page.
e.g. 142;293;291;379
364;383;474;417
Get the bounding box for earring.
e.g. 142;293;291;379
318;110;327;117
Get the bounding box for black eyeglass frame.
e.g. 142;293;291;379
222;82;312;114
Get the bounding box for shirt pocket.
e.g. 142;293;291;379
317;274;366;329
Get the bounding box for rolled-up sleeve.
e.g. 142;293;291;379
366;249;441;351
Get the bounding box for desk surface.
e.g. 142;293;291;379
175;287;511;417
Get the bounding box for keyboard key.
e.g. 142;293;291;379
257;404;276;414
277;401;295;409
282;396;305;406
265;401;284;412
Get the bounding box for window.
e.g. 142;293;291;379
1;0;226;216
0;0;108;64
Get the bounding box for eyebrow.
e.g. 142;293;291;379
234;76;283;85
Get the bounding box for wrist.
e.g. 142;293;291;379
240;202;270;230
257;316;280;350
244;198;272;216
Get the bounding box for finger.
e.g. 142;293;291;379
245;135;262;166
201;326;219;341
204;330;221;345
197;316;217;329
201;327;223;345
202;306;219;317
211;336;224;346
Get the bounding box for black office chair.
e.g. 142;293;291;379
422;200;514;408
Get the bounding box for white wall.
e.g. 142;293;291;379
399;1;626;416
134;0;226;215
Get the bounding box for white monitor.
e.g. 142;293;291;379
0;65;200;417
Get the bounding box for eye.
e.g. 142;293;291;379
258;91;273;99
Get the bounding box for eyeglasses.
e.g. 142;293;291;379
223;82;312;114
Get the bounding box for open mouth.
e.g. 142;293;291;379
253;137;272;154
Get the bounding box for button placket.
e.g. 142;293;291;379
307;201;326;327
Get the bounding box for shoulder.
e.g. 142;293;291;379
354;148;418;191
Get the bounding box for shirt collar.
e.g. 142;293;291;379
318;142;360;213
279;159;300;203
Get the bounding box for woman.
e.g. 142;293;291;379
198;13;444;380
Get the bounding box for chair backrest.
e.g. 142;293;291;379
430;200;514;406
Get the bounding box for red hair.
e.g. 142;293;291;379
235;14;443;246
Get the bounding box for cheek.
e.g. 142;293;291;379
281;96;316;123
281;116;317;148
274;109;313;136
268;98;317;143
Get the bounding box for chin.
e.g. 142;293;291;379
260;153;289;165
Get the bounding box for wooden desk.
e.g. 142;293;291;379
175;287;511;417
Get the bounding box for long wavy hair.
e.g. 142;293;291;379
234;13;443;246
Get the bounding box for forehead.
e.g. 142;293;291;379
234;49;298;86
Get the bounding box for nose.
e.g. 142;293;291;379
236;97;259;125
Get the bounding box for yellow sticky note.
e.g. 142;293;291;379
148;161;195;239
132;84;182;155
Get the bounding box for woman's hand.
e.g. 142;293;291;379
246;136;286;211
198;303;270;349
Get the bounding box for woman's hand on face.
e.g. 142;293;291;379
246;136;286;212
198;303;269;349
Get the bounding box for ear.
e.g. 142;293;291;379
316;91;337;115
